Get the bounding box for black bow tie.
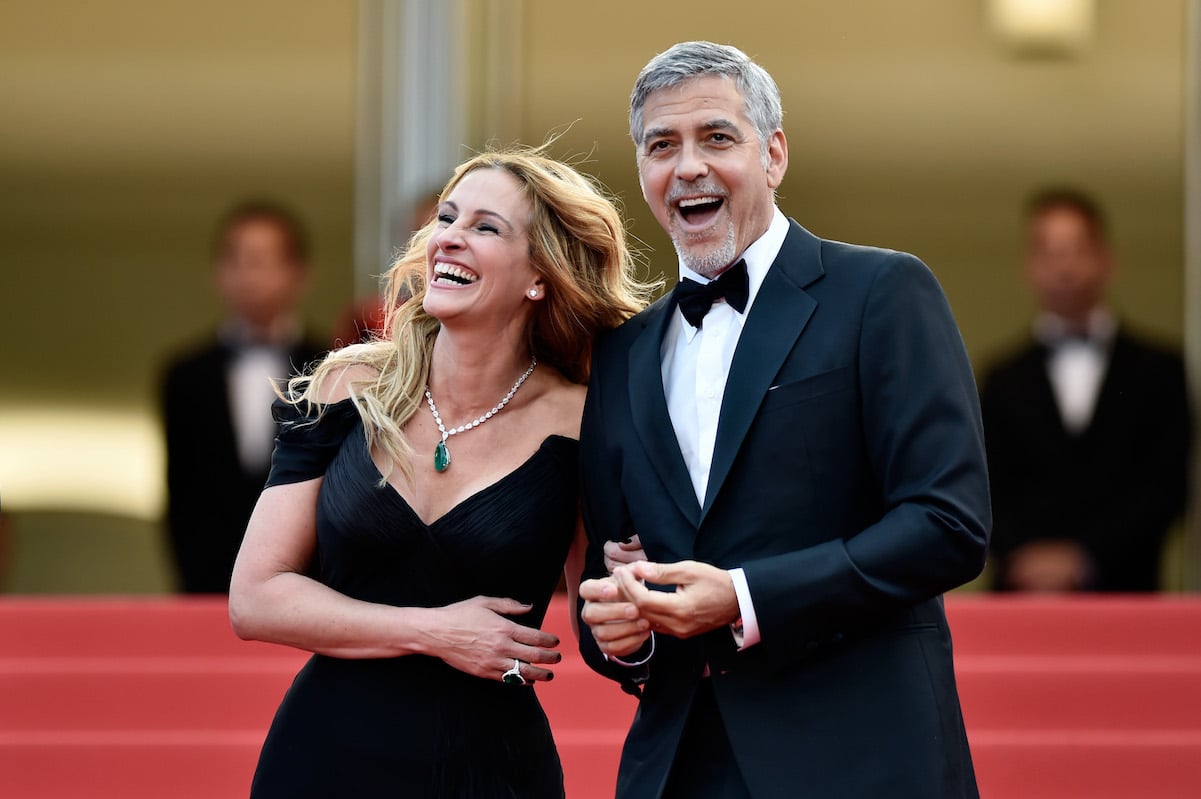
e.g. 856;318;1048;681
674;260;749;329
1042;328;1097;350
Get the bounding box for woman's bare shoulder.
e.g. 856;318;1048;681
310;362;381;405
536;371;586;439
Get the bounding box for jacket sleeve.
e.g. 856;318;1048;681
742;254;991;647
576;339;649;695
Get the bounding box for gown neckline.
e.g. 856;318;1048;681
357;432;577;529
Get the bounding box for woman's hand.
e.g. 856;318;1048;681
425;596;562;684
604;534;647;574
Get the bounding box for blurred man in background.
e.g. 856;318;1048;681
980;189;1192;591
161;201;325;593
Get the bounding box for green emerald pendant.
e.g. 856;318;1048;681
434;440;451;472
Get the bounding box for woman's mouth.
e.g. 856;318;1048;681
432;263;479;286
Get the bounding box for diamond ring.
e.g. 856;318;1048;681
501;658;527;686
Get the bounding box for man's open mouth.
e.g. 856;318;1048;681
677;196;724;225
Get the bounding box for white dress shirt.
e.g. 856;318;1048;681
229;346;289;471
220;319;300;474
660;208;790;650
1033;309;1115;435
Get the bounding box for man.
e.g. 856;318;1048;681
577;42;990;799
980;189;1191;591
162;201;324;593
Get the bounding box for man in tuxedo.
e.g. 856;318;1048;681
577;42;990;799
980;189;1191;591
162;202;324;593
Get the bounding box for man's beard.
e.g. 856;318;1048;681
673;223;737;279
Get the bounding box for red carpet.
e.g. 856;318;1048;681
1;595;1199;798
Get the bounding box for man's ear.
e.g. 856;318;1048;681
766;129;788;190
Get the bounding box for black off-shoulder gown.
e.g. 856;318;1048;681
249;398;577;798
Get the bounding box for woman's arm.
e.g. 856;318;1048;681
229;357;562;681
229;478;426;658
562;515;588;642
228;480;561;679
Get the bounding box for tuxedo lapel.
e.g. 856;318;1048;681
1081;330;1128;439
628;298;702;529
702;222;823;518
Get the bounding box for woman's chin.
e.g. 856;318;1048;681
422;291;465;321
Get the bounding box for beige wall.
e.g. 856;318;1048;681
0;0;1189;590
0;2;358;411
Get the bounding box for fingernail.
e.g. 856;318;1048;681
546;672;555;681
620;537;633;544
555;653;563;663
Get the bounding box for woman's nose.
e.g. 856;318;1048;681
433;223;464;250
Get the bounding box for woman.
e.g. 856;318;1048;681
229;147;652;797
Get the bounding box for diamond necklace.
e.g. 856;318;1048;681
424;356;537;473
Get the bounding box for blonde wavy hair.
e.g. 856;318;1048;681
286;145;657;481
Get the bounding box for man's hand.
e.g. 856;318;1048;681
580;576;651;658
612;560;739;639
1006;540;1093;591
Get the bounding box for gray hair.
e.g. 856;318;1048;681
629;41;784;154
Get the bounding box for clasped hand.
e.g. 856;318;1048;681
427;596;561;683
580;560;739;658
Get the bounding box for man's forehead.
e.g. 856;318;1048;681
644;75;741;107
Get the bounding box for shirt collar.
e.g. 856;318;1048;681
675;207;789;340
1033;307;1116;347
219;317;303;350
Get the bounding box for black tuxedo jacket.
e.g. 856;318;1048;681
980;328;1191;590
578;221;990;798
161;335;324;593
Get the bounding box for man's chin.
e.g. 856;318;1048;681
676;247;736;278
672;227;736;278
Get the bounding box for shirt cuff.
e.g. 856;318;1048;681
728;568;761;650
603;632;656;666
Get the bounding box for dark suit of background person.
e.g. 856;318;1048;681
162;202;323;594
980;189;1192;592
577;42;990;799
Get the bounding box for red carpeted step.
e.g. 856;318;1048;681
955;659;1201;730
0;738;623;799
946;596;1201;657
5;595;1201;799
970;733;1201;799
0;598;278;659
0;738;264;799
0;669;295;731
0;660;635;732
10;659;1199;733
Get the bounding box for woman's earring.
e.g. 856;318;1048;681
529;289;538;298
